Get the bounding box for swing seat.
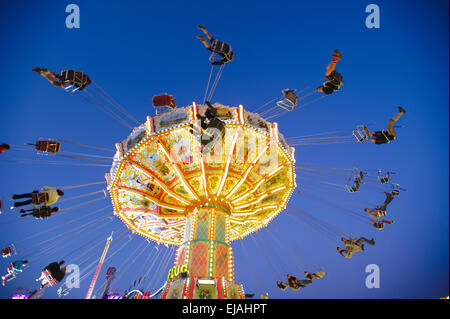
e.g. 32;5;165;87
352;125;369;143
42;269;58;286
153;94;176;108
327;70;344;83
380;130;395;143
377;169;393;184
209;40;234;65
32;192;48;205
345;169;364;193
390;183;404;196
152;94;176;115
35;139;61;155
276;89;298;111
60;70;91;93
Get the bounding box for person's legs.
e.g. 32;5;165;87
196;36;211;50
365;208;377;219
387;107;406;136
380;192;394;211
40;278;49;288
44;74;64;87
356;237;375;245
325;50;342;76
36;273;45;281
387;119;396;137
34;69;64;87
386;191;395;200
12;193;34;199
13;199;33;207
32;68;60;84
32;68;48;73
325;62;337;77
198;25;214;42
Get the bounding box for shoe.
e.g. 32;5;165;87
197;25;207;31
370;238;375;245
10;206;15;210
196;35;206;41
398;106;406;114
332;49;342;59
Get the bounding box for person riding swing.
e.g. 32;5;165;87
32;68;91;92
196;25;234;65
317;50;343;95
363;107;406;145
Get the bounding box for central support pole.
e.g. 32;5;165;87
161;200;245;299
176;204;233;281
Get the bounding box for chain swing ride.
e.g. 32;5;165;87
0;25;406;299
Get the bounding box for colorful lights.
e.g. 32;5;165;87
108;103;296;297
